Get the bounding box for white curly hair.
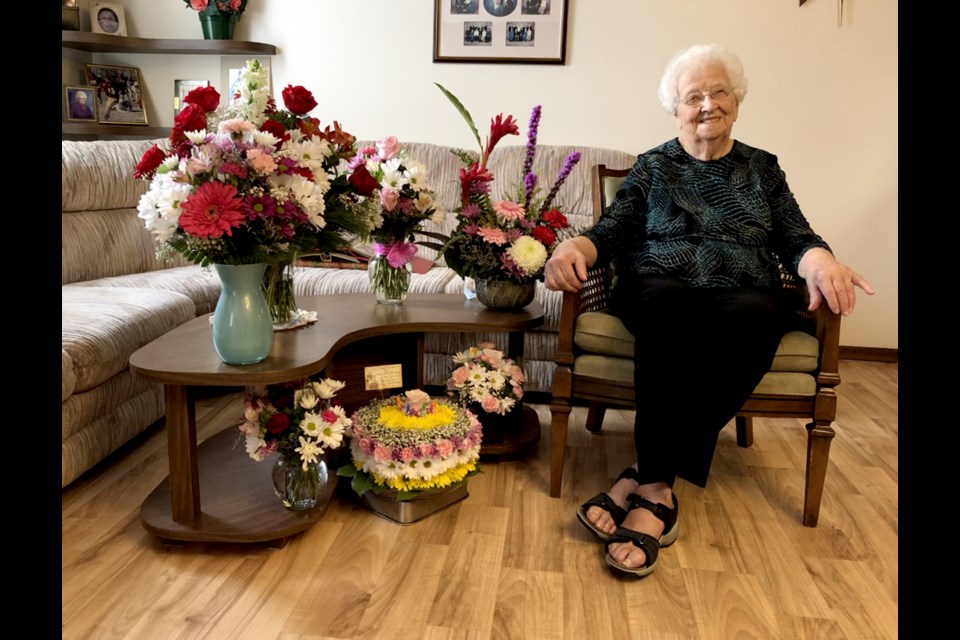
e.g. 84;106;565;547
657;44;748;115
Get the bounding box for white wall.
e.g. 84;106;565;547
65;0;898;350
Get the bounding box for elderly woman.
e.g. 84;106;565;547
543;43;873;578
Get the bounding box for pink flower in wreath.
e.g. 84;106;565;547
400;447;415;463
374;445;392;464
358;437;374;455
479;350;502;368
418;442;436;457
511;381;524;399
450;366;469;387
436;439;454;457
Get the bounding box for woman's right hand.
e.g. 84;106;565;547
544;237;598;292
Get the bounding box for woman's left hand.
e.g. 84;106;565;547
798;248;875;317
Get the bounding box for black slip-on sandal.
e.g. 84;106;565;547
604;493;679;578
576;466;641;542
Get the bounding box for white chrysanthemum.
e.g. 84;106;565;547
299;411;323;438
316;378;346;399
379;158;408;189
295;387;320;410
500;397;516;414
295;437;323;469
486;370;506;390
252;130;281;148
317;419;344;449
290;138;332;178
288;175;327;216
327;404;351;428
184;130;208;144
404;160;430;192
507;235;548;274
137;178;191;242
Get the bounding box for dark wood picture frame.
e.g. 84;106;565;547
85;64;149;126
434;0;568;64
64;85;98;122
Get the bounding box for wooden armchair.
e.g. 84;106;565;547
548;164;842;527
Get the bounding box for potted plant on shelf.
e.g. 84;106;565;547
183;0;248;40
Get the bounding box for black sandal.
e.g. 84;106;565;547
604;493;679;578
576;466;641;542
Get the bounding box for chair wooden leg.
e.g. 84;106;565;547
585;401;606;433
735;415;753;448
549;403;571;498
803;419;835;527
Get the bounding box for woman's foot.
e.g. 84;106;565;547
605;482;674;571
579;464;640;539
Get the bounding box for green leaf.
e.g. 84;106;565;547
435;83;482;155
336;464;356;478
351;471;375;497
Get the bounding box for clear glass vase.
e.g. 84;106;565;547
368;251;412;305
263;261;301;329
272;455;328;511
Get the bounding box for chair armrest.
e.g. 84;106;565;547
554;265;611;367
814;305;842;387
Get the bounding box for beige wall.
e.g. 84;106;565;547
64;0;898;350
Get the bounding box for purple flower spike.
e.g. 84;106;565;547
523;172;538;205
541;151;581;212
522;105;542;181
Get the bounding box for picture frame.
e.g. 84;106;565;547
90;2;127;37
85;64;148;126
174;79;210;117
64;85;97;122
434;0;568;64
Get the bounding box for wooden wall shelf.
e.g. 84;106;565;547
62;122;168;139
61;30;277;56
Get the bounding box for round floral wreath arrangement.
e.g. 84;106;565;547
446;342;526;417
337;389;482;501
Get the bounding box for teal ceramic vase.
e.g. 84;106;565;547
212;263;273;365
198;12;236;40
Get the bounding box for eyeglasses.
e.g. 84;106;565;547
680;88;733;108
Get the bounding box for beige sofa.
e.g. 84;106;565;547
61;138;635;489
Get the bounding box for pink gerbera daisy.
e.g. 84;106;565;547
179;181;245;239
493;200;525;221
477;226;509;245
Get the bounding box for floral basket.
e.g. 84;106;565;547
445;342;526;443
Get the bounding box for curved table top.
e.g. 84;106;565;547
130;293;544;386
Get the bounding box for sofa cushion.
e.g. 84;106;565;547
62;349;76;402
72;265;222;315
293;265;456;296
62;286;195;393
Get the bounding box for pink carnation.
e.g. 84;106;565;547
400;447;416;462
450;366;470;386
247;148;277;175
358;437;374;455
374;445;392;464
419;442;436;457
436;439;454;457
481;394;501;414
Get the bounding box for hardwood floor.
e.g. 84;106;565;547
61;359;898;640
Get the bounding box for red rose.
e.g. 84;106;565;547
282;84;317;115
348;164;380;197
541;208;569;229
532;225;557;247
259;118;287;146
170;103;207;143
183;85;220;113
133;144;167;180
266;413;291;434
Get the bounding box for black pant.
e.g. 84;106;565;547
611;274;784;488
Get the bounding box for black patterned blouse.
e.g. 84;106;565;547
583;138;830;290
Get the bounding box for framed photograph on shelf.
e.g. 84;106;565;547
174;79;210;117
85;64;148;126
434;0;568;64
90;2;127;37
64;85;97;122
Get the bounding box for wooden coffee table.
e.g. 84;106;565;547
129;293;544;542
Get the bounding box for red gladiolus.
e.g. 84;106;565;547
183;85;220;113
282;84;317;115
266;413;290;434
541;208;569;229
178;181;246;239
133;144;167;180
458;163;494;207
348;164;380;197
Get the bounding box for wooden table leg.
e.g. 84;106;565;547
164;384;201;522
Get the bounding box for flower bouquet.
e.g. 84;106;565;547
426;84;577;307
336;389;482;503
345;137;438;304
183;0;248;39
239;377;351;510
135;59;373;327
446;342;526;443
